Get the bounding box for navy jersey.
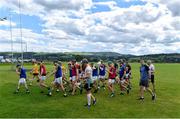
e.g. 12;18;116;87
92;66;98;76
99;64;106;76
20;68;26;79
55;65;62;78
140;65;149;81
119;64;125;78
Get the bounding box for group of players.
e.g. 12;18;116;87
15;58;156;109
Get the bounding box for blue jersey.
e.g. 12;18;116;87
140;65;149;81
55;66;62;78
69;69;72;77
119;64;125;78
99;64;106;76
92;66;98;76
20;68;26;79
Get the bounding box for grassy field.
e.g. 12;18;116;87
0;63;180;118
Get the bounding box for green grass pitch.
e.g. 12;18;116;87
0;63;180;118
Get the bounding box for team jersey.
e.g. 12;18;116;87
108;66;116;79
33;64;39;74
72;65;77;76
140;65;149;81
76;63;81;74
55;65;62;78
119;64;125;78
40;65;46;76
99;64;106;76
149;64;155;75
126;64;132;76
20;68;26;79
85;65;93;84
92;66;98;76
125;70;130;79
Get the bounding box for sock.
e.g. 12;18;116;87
87;94;91;106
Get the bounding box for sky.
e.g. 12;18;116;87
0;0;179;55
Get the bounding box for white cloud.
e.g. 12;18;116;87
0;0;179;55
93;1;118;10
0;20;16;27
35;0;93;11
160;0;180;16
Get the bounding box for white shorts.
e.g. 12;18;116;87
54;77;63;84
19;78;26;84
120;79;126;84
92;76;98;82
71;76;76;81
99;75;105;79
40;76;46;81
79;74;83;79
108;79;115;84
75;82;81;87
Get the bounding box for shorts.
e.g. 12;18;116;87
151;75;155;83
79;74;83;79
120;79;126;84
108;79;115;84
84;83;93;91
75;82;81;87
40;76;46;81
19;78;26;84
92;76;98;82
99;75;105;79
54;77;63;84
33;73;39;76
71;76;76;81
139;79;149;87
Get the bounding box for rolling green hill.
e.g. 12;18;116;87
0;52;179;63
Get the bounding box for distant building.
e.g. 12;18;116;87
0;56;4;59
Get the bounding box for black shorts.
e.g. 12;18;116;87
151;75;155;83
139;80;149;87
33;73;39;76
84;83;93;91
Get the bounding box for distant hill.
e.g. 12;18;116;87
0;52;179;63
132;53;180;63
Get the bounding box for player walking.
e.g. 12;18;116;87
82;59;96;110
147;60;155;93
98;60;106;90
137;60;155;101
39;61;51;95
14;64;30;94
107;61;116;97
